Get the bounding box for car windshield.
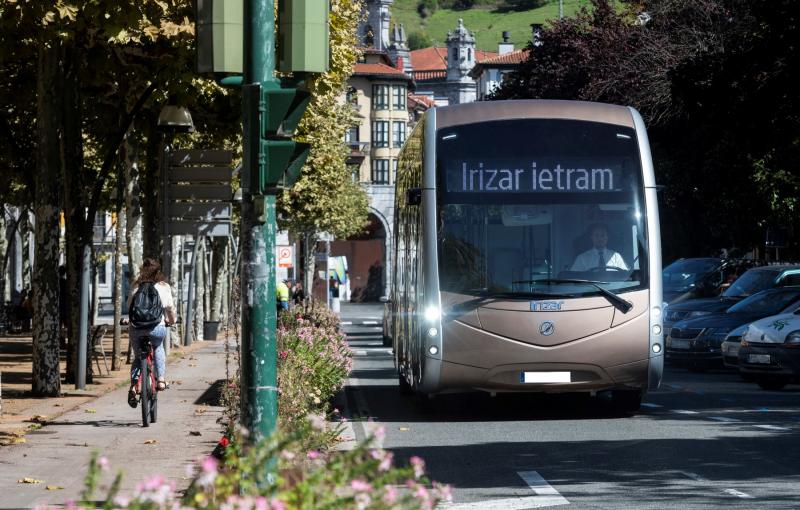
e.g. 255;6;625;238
663;259;721;290
722;269;778;298
727;289;800;315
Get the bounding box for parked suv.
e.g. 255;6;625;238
662;258;758;305
663;265;800;339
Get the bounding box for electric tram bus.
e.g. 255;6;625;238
384;100;663;411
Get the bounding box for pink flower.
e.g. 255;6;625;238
350;479;373;493
434;482;453;502
410;456;426;479
382;485;398;504
374;426;386;442
379;452;394;472
201;456;218;473
307;450;320;460
98;456;109;471
354;492;372;510
269;498;287;510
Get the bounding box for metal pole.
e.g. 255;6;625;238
241;0;279;441
184;237;200;347
325;239;330;309
76;244;90;389
559;0;563;19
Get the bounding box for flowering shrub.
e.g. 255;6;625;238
63;422;451;510
277;302;353;431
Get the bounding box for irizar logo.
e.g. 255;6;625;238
530;300;564;311
539;321;556;336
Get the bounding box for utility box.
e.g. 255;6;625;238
278;0;330;73
196;0;243;74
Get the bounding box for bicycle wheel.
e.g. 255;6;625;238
150;375;158;423
140;359;151;427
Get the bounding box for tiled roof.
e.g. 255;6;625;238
408;93;435;109
478;48;530;65
353;63;412;80
409;47;499;71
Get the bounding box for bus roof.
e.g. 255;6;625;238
435;100;636;129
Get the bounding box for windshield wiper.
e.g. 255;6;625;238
513;279;633;314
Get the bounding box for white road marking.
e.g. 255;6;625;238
362;320;379;325
678;472;755;500
441;471;568;509
709;416;741;423
723;489;754;499
754;424;791;431
640;403;663;408
673;409;699;415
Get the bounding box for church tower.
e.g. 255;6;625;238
445;19;477;104
388;23;412;73
362;0;393;51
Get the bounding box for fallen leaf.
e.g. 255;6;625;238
194;409;207;416
399;427;410;432
144;439;159;445
173;380;183;385
189;431;201;436
46;485;64;491
180;400;188;403
53;404;62;407
18;478;44;484
29;415;48;423
188;363;197;367
85;408;97;414
12;437;26;444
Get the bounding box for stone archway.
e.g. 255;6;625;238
331;210;391;302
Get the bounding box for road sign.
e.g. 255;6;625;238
165;150;233;237
277;246;293;268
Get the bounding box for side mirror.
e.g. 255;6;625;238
406;188;422;206
379;296;391;303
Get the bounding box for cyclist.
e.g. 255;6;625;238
127;258;176;407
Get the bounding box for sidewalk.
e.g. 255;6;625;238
0;333;230;508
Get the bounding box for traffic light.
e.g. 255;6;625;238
242;81;311;197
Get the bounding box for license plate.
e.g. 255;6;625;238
748;354;771;364
670;339;690;350
521;371;571;383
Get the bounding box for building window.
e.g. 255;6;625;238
392;85;406;110
372;85;389;110
392;121;406;147
345;126;359;144
97;260;107;285
346;87;358;105
372;120;389;148
372;159;389;184
392;159;398;178
349;165;360;183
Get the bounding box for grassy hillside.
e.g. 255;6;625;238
391;0;592;52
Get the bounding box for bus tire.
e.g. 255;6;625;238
757;376;788;391
398;371;414;396
611;390;642;413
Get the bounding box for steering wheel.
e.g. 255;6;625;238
588;266;627;272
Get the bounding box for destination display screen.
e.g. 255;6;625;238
445;159;631;193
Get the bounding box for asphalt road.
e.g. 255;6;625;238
338;304;800;509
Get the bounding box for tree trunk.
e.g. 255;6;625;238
141;127;160;261
210;237;227;322
169;235;182;349
112;174;125;370
32;40;64;397
303;231;317;301
123;135;142;284
20;210;31;292
194;239;205;341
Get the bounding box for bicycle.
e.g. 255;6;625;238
122;319;165;427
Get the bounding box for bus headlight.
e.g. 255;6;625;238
424;305;441;322
652;324;662;336
427;327;438;337
429;345;439;355
652;343;662;353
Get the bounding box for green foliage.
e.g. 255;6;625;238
279;0;369;240
391;0;591;50
407;30;434;50
277;302;353;432
417;0;438;18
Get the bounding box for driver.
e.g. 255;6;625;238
571;223;629;271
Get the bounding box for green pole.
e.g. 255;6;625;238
241;0;278;441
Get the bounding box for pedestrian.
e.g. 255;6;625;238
276;278;290;312
127;258;176;408
292;280;305;305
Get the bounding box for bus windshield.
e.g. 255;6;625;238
436;119;648;297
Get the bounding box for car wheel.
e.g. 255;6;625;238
611;390;642;413
756;376;788;391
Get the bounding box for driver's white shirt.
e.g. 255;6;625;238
571;248;629;271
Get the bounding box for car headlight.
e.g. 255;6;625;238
689;310;712;318
424;305;441;322
785;330;800;348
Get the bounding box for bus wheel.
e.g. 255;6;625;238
757;376;788;391
398;371;414;396
611;390;642;413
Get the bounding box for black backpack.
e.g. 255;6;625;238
129;282;164;329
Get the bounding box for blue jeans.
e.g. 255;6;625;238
129;324;167;383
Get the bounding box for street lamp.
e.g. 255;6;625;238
157;105;195;351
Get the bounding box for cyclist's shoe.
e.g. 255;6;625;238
157;380;167;391
127;388;139;408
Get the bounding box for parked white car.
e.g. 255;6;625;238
739;311;800;390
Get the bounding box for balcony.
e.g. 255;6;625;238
346;141;370;165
